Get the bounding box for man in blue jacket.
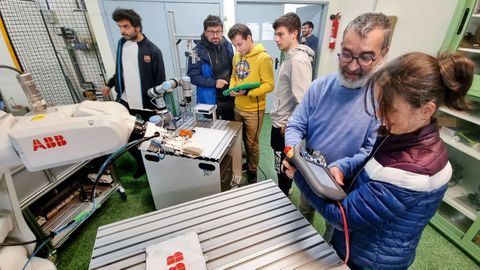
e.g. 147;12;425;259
102;8;166;178
187;15;234;120
284;13;390;238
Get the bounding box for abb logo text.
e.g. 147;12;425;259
167;251;185;270
33;135;67;151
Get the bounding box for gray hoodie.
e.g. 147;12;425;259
270;44;315;128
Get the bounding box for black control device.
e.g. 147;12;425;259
285;141;346;200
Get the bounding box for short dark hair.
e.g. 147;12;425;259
228;23;252;41
203;15;223;31
302;21;314;29
273;12;301;40
112;8;142;31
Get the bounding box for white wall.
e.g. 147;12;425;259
316;0;377;76
224;0;372;76
222;0;377;77
223;0;235;34
1;0;460;102
315;0;458;76
160;0;458;77
87;0;229;79
375;0;458;63
0;32;29;109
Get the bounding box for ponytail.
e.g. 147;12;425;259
438;52;475;110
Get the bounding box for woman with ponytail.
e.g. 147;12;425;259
284;52;475;269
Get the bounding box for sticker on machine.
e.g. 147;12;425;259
146;231;207;270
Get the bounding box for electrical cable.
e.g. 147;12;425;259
250;96;261;179
257;165;267;180
115;39;123;102
0;233;53;247
230;171;240;189
20;237;51;270
336;135;390;265
0;64;22;74
150;96;163;110
254;96;260;143
151;140;166;160
79;179;90;202
337;200;350;264
19;133;159;270
345;135;389;194
90;134;159;200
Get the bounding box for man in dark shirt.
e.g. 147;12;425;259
187;15;234;120
102;8;166;178
301;21;319;52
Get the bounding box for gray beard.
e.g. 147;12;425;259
337;70;370;89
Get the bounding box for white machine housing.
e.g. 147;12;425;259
0;100;135;270
0;101;135;171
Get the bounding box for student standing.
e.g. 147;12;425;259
270;12;314;196
227;23;274;184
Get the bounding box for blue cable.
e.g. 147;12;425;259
116;39;123;102
20;135;158;270
20;237;51;270
151;140;166;160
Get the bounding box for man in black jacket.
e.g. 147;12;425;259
102;8;166;178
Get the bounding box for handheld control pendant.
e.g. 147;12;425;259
284;142;346;200
222;82;261;96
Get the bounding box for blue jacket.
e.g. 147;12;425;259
187;35;234;104
295;120;451;269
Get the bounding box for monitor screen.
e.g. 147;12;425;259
307;163;338;190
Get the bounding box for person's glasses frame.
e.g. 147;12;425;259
337;51;377;67
206;30;224;36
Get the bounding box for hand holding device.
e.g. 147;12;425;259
222;82;261;96
284;141;346;200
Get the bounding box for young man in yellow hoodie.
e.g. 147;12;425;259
227;23;274;183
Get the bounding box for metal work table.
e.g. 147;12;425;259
89;180;348;270
142;118;242;210
175;118;242;163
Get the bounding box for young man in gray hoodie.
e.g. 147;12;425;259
270;12;315;196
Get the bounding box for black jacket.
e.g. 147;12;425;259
107;36;166;110
187;34;233;104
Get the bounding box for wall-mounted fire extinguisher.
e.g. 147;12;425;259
329;13;341;49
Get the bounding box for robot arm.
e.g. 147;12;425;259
0;67;202;270
148;76;192;107
147;76;192;130
0;101;137;171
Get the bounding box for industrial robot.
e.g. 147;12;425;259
0;69;201;270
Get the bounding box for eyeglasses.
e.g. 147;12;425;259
337;51;377;66
206;30;223;36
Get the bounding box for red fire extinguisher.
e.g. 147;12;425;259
329;13;341;49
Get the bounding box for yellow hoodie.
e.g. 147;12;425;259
229;44;274;112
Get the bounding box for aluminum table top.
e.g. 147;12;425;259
89;180;348;270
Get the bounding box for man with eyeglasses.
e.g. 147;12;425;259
188;15;234;120
284;13;391;240
301;21;319;53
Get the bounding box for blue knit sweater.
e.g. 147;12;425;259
285;73;378;178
